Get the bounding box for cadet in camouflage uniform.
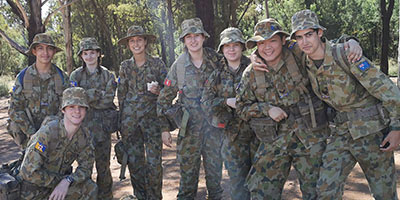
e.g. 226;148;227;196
8;33;69;149
157;18;224;199
69;37;116;200
236;18;332;200
117;25;168;200
18;87;97;200
201;27;259;200
291;10;400;200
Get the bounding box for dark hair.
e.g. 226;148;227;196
80;49;102;74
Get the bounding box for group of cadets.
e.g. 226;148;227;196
6;8;400;200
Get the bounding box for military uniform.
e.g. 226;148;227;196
69;37;116;199
8;33;69;148
291;10;400;200
236;19;330;200
18;87;97;200
201;27;259;200
118;25;167;200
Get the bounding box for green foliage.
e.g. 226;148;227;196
0;75;13;97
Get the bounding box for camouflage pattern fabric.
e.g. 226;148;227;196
157;47;224;199
246;18;289;49
201;55;259;200
236;42;330;199
70;65;117;200
118;54;167;200
8;63;69;148
317;130;396;200
117;25;157;46
25;33;63;55
77;37;101;56
290;9;326;39
178;17;210;41
18;117;97;200
216;27;246;53
303;40;400;200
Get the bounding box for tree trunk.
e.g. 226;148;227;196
265;0;269;18
166;0;176;66
61;0;75;75
230;0;238;26
194;0;215;48
380;0;394;75
28;0;45;65
398;2;400;87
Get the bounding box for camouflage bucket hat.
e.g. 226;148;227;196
61;87;89;110
26;33;63;55
246;18;289;49
290;9;326;39
217;27;246;53
77;37;101;56
179;18;210;41
117;25;157;46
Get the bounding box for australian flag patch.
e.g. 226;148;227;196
357;61;370;71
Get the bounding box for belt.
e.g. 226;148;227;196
334;104;381;124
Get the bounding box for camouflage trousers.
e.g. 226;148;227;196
93;134;113;200
221;127;259;200
20;178;98;200
317;130;397;200
247;133;326;200
176;117;224;200
121;115;163;200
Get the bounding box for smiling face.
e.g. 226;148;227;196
222;42;243;63
128;36;147;55
81;49;100;66
32;44;56;65
62;105;87;126
256;34;285;66
183;33;205;54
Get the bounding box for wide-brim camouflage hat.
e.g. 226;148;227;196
179;18;210;41
118;25;157;46
217;27;246;53
290;9;326;39
77;37;101;56
246;18;289;49
61;87;89;110
26;33;63;55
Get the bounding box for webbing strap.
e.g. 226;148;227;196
179;108;190;137
175;54;186;90
254;69;266;102
284;48;309;96
22;69;34;98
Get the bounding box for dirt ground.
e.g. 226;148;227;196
0;96;399;200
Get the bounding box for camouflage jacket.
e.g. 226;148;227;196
201;55;250;133
19;118;95;188
70;65;117;110
8;63;69;136
236;47;328;148
305;41;400;139
118;54;168;121
157;47;222;132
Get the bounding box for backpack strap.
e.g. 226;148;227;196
254;69;266;102
21;67;34;98
331;43;353;76
175;53;187;90
53;65;64;95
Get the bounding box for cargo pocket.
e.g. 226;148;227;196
249;117;277;143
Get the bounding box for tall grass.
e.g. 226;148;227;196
0;75;14;97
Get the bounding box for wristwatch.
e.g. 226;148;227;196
65;175;74;184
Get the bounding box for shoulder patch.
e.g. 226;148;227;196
288;40;297;49
164;78;172;86
357;60;370;71
35;141;47;153
117;77;121;84
70;81;78;87
10;85;16;94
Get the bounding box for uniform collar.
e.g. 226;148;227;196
30;63;58;78
305;39;334;74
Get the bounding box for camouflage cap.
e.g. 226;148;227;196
117;25;157;46
61;87;89;110
77;37;101;56
217;27;246;53
246;18;289;49
179;18;210;41
26;33;63;55
290;9;326;39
